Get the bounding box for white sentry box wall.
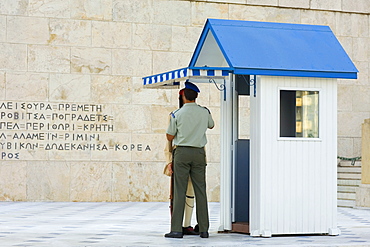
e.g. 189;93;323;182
249;75;338;236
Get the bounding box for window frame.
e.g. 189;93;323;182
277;87;322;142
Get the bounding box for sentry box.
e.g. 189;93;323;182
143;19;358;237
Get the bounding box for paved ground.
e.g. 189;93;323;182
0;202;370;246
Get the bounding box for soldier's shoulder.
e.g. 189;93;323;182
198;105;211;114
169;108;181;118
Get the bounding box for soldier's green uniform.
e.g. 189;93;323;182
167;102;214;233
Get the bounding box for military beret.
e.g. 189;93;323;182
184;80;200;93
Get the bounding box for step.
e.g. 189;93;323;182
232;222;249;234
338;199;356;207
337;173;362;179
337;160;362;167
337;192;356;200
337;179;361;186
337;167;362;173
337;185;357;193
336;159;362;208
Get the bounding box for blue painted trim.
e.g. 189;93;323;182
234;68;357;79
142;67;189;85
142;67;188;80
207;18;331;32
142;66;232;86
192;69;200;76
189;20;211;67
190;68;232;76
189;66;232;71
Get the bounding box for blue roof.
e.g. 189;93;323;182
189;19;358;79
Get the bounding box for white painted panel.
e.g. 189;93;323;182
219;77;233;231
250;76;338;235
250;76;262;236
194;30;228;67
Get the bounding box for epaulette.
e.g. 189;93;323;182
199;105;211;114
169;108;181;118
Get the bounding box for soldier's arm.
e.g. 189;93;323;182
166;112;177;141
208;112;215;129
202;106;215;129
166;134;175;141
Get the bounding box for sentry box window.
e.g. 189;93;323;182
280;90;319;138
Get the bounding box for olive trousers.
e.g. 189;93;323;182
171;146;209;233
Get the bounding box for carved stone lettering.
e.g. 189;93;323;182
0;101;151;160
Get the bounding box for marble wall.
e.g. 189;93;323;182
0;0;369;202
356;119;370;207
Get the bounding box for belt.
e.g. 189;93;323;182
176;146;203;149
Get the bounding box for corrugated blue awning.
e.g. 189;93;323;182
143;19;357;88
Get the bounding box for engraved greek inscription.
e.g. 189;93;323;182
0;122;20;130
12;133;45;140
17;142;39;150
26;123;45;130
51;113;110;122
45;143;108;151
0;142;37;150
58;103;102;112
83;124;113;131
21;102;52;110
48;123;70;131
0;112;19;119
0;102;13;110
0;100;152;159
24;113;46;120
0;142;9;149
114;144;151;151
48;133;58;140
1;152;19;159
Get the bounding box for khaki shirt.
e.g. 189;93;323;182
166;103;214;148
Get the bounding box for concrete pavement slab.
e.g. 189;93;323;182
0;202;369;246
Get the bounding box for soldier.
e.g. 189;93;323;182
164;88;198;235
164;81;214;239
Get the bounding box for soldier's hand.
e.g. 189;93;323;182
166;163;173;174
